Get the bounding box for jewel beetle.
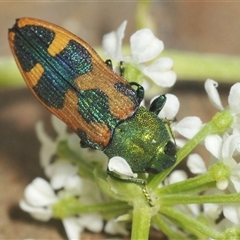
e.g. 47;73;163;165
8;18;177;204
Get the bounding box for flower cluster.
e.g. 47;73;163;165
19;21;240;240
187;79;240;226
20;116;128;239
102;20;176;90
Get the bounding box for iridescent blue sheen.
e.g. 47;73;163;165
78;89;119;127
12;24;92;108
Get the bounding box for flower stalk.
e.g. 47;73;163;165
53;198;130;219
160;193;240;206
131;203;152;240
159;206;223;239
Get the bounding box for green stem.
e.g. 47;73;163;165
152;214;186;239
136;0;155;31
160;206;222;239
148;109;233;189
131;200;152;240
157;171;214;195
160;193;240;206
53;197;130;219
161;49;240;83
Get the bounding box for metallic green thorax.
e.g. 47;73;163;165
104;106;176;174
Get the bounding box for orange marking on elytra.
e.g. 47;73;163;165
49;89;111;148
8;30;45;89
8;17;138;148
24;63;44;87
15;18;70;57
74;59;136;121
47;32;70;56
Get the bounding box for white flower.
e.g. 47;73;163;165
64;215;129;240
187;133;240;226
202;189;223;221
204;133;240;192
168;114;203;149
108;156;138;178
63;213;103;240
142;57;176;87
187;153;207;174
205;134;223;159
19;145;105;239
104;219;128;236
204;79;224;110
19;178;57;221
165;169;188;185
45;160;78;190
130;29;164;64
20;174;104;240
203;191;240;227
102;20;127;61
155;93;180;120
62;217;84;240
223;204;240;225
35;115;71;168
203;203;222;221
205;79;240;131
173;116;203;139
35;120;57;168
78;213;103;232
102;21;176;88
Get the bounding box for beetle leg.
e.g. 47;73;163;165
107;168;154;207
129;82;144;104
105;59;113;69
119;61;124;77
149;95;166;115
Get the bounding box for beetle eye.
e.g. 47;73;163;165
164;141;177;156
